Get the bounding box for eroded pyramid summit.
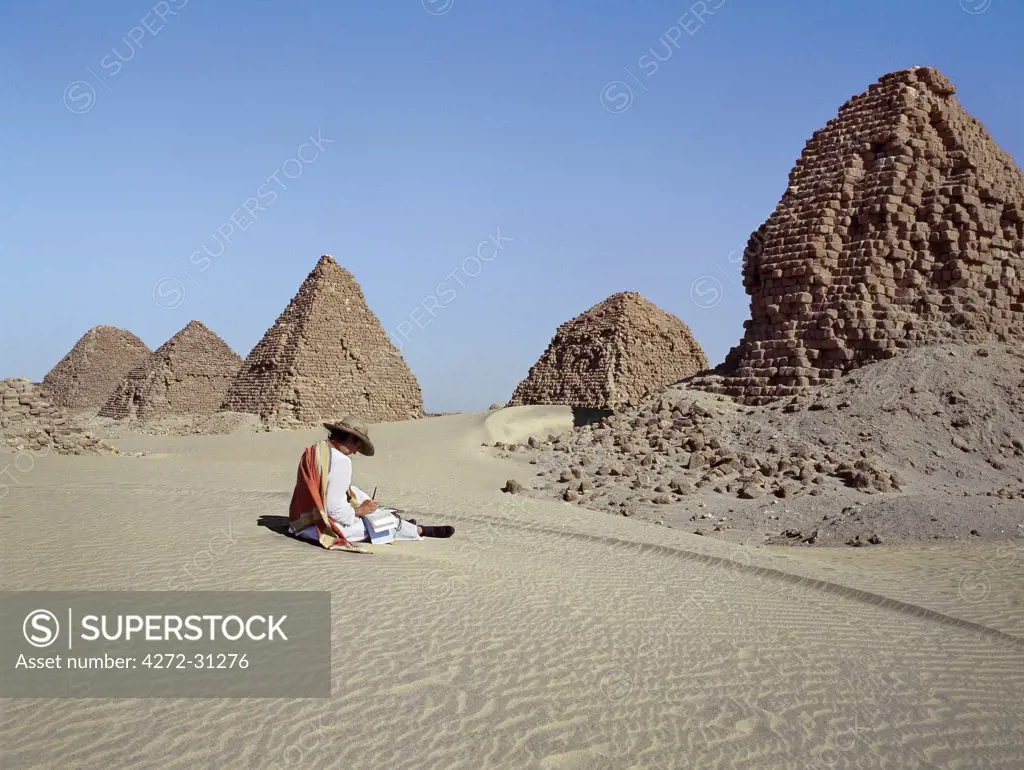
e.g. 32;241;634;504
220;255;423;425
99;321;241;421
695;66;1024;404
42;325;150;411
509;292;708;410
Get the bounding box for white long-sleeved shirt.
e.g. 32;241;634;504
324;446;371;542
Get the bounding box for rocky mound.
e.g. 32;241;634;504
42;325;150;411
221;255;423;426
498;343;1024;545
99;321;241;421
1;379;116;455
509;292;708;410
694;66;1024;405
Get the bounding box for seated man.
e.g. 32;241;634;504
288;415;454;550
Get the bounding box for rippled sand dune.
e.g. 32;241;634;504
1;410;1022;768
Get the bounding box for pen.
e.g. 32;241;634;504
372;486;377;500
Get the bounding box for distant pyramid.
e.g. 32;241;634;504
42;325;150;411
693;66;1024;405
99;321;241;421
220;255;423;425
508;292;708;410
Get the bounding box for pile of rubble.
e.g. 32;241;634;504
496;343;1024;542
1;379;116;455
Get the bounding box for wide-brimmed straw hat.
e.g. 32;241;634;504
322;416;375;456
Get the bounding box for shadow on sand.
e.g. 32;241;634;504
256;514;315;547
571;407;612;428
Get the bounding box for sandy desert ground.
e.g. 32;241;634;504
1;407;1022;769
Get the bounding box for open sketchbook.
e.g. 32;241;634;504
363;509;399;544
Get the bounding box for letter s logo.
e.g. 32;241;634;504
23;609;60;648
689;276;723;309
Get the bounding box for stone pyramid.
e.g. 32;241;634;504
99;321;242;421
694;66;1024;405
220;255;423;425
508;292;708;410
42;325;150;411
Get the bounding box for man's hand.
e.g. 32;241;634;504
355;500;379;517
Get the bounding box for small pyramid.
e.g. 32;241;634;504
42;325;151;411
693;66;1024;405
508;292;708;410
220;255;423;425
99;321;242;421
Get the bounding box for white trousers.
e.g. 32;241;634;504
382;516;423;542
295;513;421;544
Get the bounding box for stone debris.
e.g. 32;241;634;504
220;255;423;426
42;325;150;411
691;66;1024;405
509;292;708;410
99;321;241;422
508;338;1024;544
1;378;115;455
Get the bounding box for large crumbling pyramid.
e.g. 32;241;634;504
220;255;423;425
508;292;709;410
2;378;115;455
42;325;151;411
98;321;242;421
694;66;1024;405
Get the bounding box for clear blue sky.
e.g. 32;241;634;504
1;0;1021;412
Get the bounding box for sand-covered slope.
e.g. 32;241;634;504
1;411;1022;768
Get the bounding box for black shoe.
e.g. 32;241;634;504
420;525;455;538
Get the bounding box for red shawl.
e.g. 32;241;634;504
288;441;367;552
